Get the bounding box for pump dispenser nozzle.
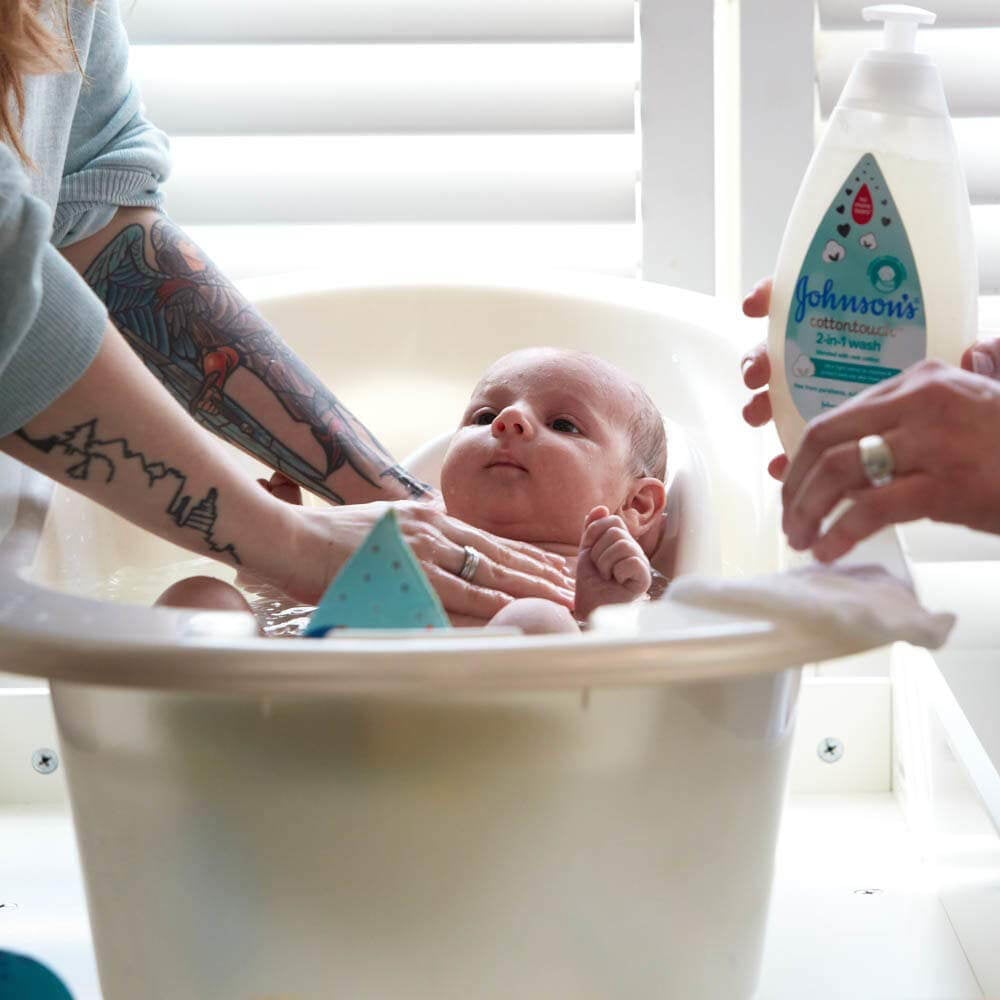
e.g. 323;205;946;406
862;4;936;53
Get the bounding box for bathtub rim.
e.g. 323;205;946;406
0;271;892;694
0;568;887;694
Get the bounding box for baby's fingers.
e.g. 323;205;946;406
580;512;619;552
595;537;643;582
612;556;651;593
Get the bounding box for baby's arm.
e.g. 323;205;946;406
575;506;652;623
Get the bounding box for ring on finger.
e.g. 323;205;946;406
457;544;482;582
858;434;895;488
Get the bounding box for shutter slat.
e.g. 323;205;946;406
819;0;1000;29
122;0;634;44
818;28;1000;117
195;223;638;282
131;44;635;136
954;118;1000;205
164;135;636;225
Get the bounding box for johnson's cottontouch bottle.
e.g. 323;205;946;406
767;4;978;456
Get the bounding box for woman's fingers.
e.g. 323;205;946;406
781;394;904;508
810;474;939;563
780;361;950;508
422;563;514;619
768;453;789;481
397;507;575;607
742;277;773;319
963;335;1000;380
257;472;304;505
426;510;573;587
783;430;910;550
468;552;576;608
742;390;773;427
402;528;556;617
741;341;771;390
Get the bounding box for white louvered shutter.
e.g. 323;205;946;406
121;0;641;282
817;0;1000;328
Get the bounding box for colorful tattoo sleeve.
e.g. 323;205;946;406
81;218;430;504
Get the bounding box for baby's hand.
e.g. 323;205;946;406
575;506;652;622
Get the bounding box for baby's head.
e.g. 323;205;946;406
441;348;667;547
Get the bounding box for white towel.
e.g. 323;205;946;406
666;563;955;650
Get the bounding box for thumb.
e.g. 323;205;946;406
585;505;609;527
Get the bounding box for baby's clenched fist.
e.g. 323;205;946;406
575;505;652;622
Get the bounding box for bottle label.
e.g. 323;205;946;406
784;153;924;422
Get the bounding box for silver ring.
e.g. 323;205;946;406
858;433;895;488
457;544;482;582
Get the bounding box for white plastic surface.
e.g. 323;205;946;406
0;274;914;1000
863;5;936;53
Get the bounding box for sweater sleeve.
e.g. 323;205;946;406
0;0;172;437
54;0;171;248
0;145;109;438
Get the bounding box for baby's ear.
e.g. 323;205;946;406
619;477;667;537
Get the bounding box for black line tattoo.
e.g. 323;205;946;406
16;419;241;565
81;218;431;502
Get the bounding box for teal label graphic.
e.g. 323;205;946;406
0;951;74;998
305;509;449;635
785;154;924;421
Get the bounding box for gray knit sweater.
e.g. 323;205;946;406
0;0;171;437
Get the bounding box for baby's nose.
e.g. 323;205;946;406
492;407;533;439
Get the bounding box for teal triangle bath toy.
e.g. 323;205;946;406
0;951;74;998
304;509;449;635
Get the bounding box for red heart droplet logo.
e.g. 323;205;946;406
852;184;873;224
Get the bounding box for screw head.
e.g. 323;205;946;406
817;737;844;764
31;748;59;775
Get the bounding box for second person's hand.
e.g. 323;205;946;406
740;278;789;481
739;276;1000;481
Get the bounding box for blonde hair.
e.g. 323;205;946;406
0;0;85;166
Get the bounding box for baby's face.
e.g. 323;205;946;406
440;349;637;546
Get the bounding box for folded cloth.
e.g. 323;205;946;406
666;563;955;650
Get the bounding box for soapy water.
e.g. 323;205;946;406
93;558;668;637
95;557;316;638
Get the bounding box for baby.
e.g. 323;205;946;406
157;347;667;633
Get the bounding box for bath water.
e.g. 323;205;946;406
93;557;315;637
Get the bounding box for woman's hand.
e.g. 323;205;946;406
739;276;1000;482
740;279;790;481
781;360;1000;561
282;498;576;619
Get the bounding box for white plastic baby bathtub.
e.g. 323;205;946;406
0;274;886;999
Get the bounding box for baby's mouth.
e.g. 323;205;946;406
485;455;528;473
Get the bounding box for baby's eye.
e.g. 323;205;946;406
472;411;496;426
551;418;580;434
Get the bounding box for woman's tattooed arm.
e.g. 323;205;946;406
16;417;242;565
69;211;430;505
